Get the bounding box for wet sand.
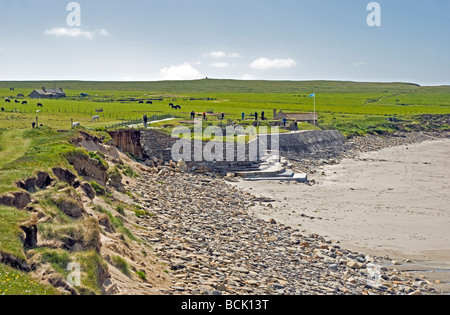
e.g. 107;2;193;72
233;139;450;293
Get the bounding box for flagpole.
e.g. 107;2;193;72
314;93;316;126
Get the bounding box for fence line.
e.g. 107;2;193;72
104;113;186;129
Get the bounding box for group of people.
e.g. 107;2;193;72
191;111;225;121
142;110;295;128
242;111;266;121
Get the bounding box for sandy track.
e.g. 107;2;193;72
234;139;450;293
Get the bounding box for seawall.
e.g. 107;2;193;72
108;129;347;164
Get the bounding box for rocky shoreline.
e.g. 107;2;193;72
128;145;442;295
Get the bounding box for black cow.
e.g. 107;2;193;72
15;100;20;103
37;103;43;107
146;101;153;104
22;101;27;105
169;103;174;108
174;105;181;110
5;99;10;103
1;107;5;112
139;101;144;104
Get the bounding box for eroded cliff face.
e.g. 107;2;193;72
1;130;174;295
107;130;144;160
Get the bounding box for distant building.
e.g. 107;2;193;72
29;87;66;99
273;109;318;125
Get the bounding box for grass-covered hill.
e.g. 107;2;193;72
0;127;173;295
1;79;449;136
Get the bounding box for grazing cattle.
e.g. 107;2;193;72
95;109;103;113
174;105;181;110
169;103;174;108
37;103;43;107
146;101;153;104
72;122;80;128
139;101;144;104
1;107;5;112
91;115;100;122
5;99;10;103
22;101;27;105
15;100;20;103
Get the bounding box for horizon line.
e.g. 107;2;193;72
0;78;449;87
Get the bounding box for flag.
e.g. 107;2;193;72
309;93;315;98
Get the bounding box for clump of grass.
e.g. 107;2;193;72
133;206;153;219
135;270;147;281
116;205;125;216
37;248;71;275
88;152;109;169
74;250;109;295
122;166;139;178
110;255;130;277
93;204;107;213
90;181;106;196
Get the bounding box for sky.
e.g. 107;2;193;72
0;0;449;85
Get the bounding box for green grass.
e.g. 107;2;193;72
37;248;72;276
110;255;130;277
135;270;147;281
0;263;60;295
90;181;106;196
0;129;31;169
0;206;30;261
1;80;449;132
0;127;78;195
74;251;109;295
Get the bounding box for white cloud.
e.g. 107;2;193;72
209;62;230;68
204;51;241;59
250;58;297;70
227;52;241;58
352;61;367;67
44;27;110;39
159;63;203;80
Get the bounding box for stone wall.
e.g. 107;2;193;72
261;130;347;159
109;129;347;166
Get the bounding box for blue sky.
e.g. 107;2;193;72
0;0;449;85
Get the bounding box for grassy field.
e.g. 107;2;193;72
1;80;449;135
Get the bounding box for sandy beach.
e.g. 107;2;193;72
234;138;450;293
